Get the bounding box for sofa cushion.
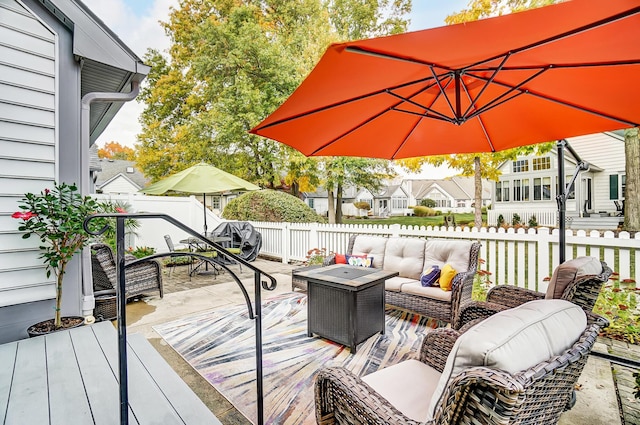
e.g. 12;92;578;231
423;240;473;273
385;276;417;292
382;237;426;280
362;359;442;423
545;256;603;300
426;299;587;420
351;235;388;269
400;281;452;302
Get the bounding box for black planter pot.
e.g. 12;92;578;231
26;316;85;338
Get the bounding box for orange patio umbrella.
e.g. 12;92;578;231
251;0;640;159
251;0;640;263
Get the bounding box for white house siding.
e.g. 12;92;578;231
567;133;625;213
0;0;57;312
100;175;141;195
491;133;626;226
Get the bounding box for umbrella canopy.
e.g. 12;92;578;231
140;163;260;234
250;0;640;159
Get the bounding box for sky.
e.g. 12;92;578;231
83;0;469;178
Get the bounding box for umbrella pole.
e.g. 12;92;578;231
557;141;567;264
556;139;590;265
203;193;208;235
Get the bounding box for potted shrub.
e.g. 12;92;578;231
12;182;101;335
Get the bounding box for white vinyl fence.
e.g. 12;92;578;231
251;222;640;293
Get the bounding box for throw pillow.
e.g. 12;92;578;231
335;254;347;264
439;264;456;291
346;254;374;267
421;265;441;287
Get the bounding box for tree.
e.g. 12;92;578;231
322;157;396;223
624;128;639;230
137;0;411;218
98;141;134;160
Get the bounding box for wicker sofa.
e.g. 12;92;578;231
91;244;163;320
315;299;608;425
314;235;480;325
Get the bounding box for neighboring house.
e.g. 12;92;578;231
303;177;489;217
489;132;626;227
403;177;492;213
0;0;149;342
95;158;151;195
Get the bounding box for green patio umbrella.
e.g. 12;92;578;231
140;163;260;234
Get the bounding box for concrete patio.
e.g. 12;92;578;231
123;257;633;425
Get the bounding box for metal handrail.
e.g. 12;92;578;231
84;213;277;425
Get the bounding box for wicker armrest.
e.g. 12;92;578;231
454;300;510;330
419;328;460;372
486;285;544;308
315;366;421;425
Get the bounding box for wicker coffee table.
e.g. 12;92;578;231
293;264;398;353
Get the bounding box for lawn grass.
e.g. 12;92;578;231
342;213;483;227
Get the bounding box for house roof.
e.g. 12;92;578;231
411;177;492;200
94;159;150;190
47;0;150;143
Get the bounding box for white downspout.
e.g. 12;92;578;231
80;80;141;315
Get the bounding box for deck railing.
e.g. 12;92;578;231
84;213;276;425
253;221;640;290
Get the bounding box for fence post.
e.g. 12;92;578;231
390;223;401;237
281;222;290;264
537;227;551;292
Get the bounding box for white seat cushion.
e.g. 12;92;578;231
362;359;441;423
545;256;602;299
385;276;416;292
351;235;388;269
400;281;452;302
426;299;587;420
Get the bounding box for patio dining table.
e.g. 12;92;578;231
179;235;232;276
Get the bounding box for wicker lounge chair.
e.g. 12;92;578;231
91;244;163;320
455;256;611;329
315;300;608;425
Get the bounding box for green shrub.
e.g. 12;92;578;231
594;279;639;344
128;246;155;259
528;214;538;227
222;189;325;223
497;214;505;227
512;213;521;226
412;206;437;217
353;201;371;211
420;198;436;208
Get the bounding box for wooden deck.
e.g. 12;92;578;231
0;321;221;425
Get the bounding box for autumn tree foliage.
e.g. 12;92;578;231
97;141;135;160
136;0;410;223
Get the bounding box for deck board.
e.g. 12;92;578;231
1;321;220;425
45;331;94;425
0;343;17;424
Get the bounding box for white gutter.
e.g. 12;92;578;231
80;80;141;315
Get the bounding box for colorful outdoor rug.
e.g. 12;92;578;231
153;292;444;424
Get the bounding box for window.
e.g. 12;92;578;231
534;178;541;200
522;178;530;201
496;182;502;202
610;174;627;199
542;177;551;200
622;175;626;198
308;199;315;208
456;200;466;208
502;181;510;202
210;196;221;209
512;160;529;173
513;179;521;201
429;192;451;208
126;166;134;174
391;196;407;209
532;157;551;170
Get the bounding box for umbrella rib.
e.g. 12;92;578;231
430;66;458;120
469;70;640;127
462;54;510;118
459;6;640;75
460;82;495;152
464;67;548;120
344;46;455;71
254;75;440;131
386;90;454;122
471;59;640;72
